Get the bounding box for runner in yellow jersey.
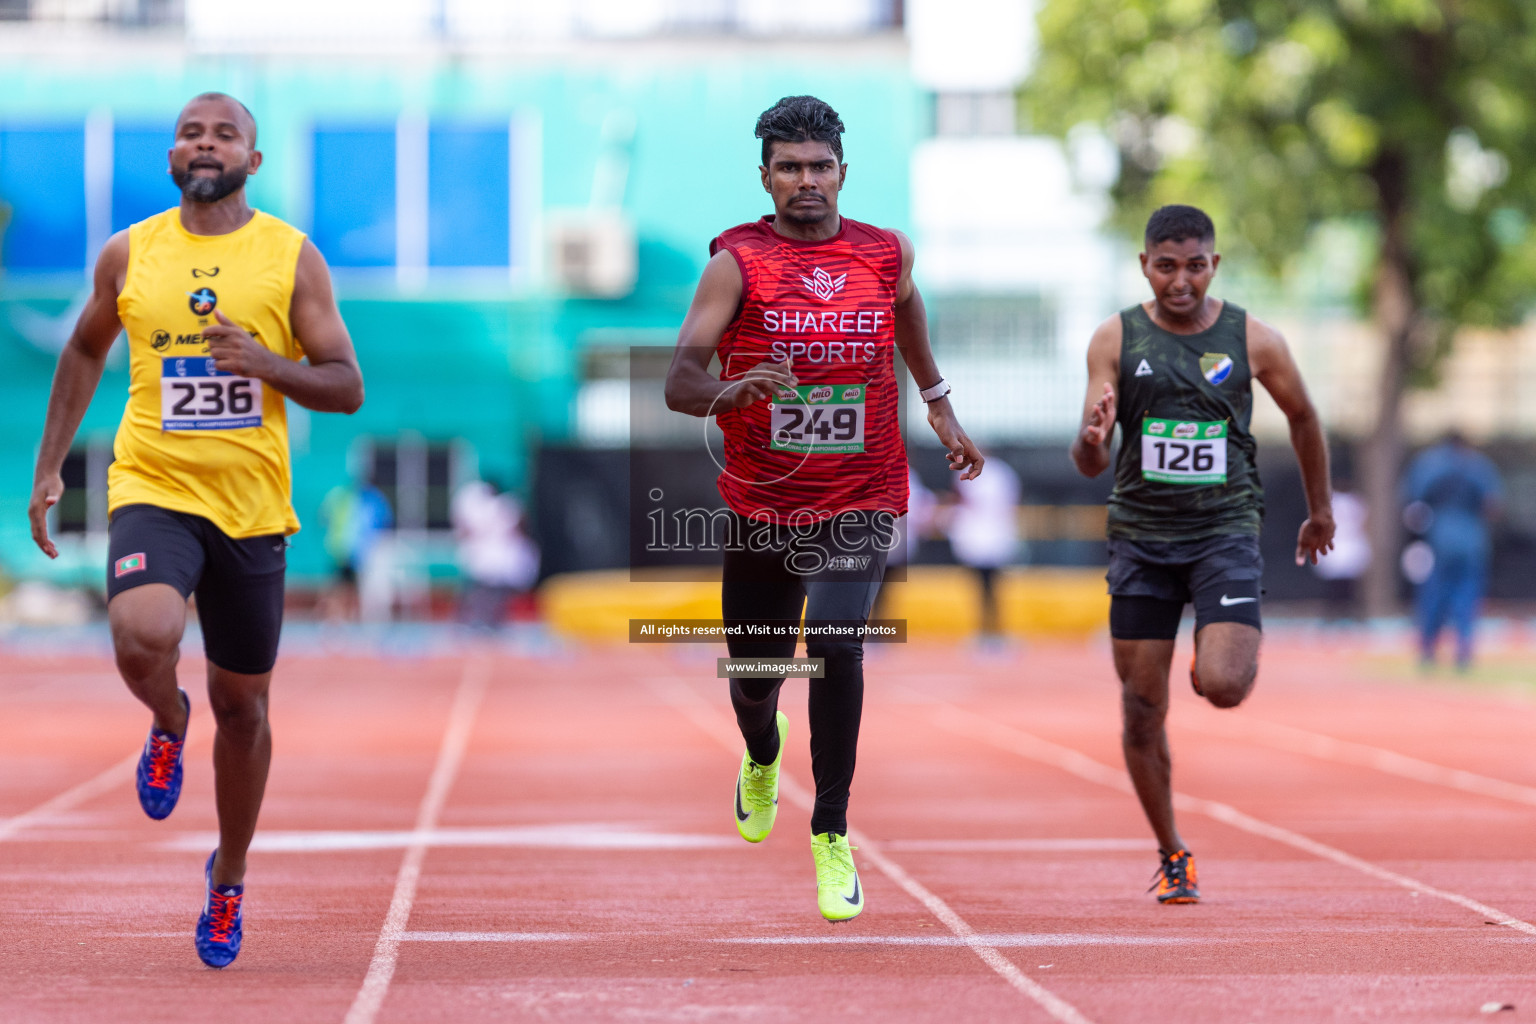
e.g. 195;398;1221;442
28;93;363;968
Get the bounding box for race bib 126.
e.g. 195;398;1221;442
769;383;866;454
1141;418;1227;485
160;357;262;431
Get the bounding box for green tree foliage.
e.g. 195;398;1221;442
1027;0;1536;611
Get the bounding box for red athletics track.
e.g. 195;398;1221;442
4;635;1536;1023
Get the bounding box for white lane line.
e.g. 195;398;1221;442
24;829;1145;854
2;693;222;842
1181;713;1536;808
0;751;141;843
0;671;125;689
392;931;1190;948
715;933;1191;947
928;702;1536;938
401;932;580;942
882;838;1156;853
161;824;734;853
343;659;489;1024
135;832;1138;854
1179;793;1536;936
650;678;1096;1024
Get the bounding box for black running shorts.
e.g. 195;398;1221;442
1106;533;1263;640
107;503;287;674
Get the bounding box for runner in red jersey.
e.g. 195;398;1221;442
709;214;908;521
665;96;983;921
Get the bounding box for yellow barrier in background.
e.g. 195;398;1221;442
541;565;1109;641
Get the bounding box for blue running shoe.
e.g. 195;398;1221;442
135;689;189;821
195;851;244;968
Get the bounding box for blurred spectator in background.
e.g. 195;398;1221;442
452;477;539;630
945;459;1021;642
1312;477;1370;622
872;467;936;622
1402;431;1503;669
316;470;392;622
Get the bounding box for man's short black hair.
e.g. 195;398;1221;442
1145;204;1215;247
755;95;845;166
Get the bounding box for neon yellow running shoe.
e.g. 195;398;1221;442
735;711;788;843
812;831;863;921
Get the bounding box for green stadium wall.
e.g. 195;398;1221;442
0;47;918;585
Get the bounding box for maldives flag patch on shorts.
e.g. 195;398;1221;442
115;553;147;578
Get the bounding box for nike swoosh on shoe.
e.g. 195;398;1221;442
735;780;750;822
844;875;861;906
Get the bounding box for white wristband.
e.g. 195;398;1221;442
919;378;952;403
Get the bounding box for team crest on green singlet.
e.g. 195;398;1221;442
1200;353;1234;385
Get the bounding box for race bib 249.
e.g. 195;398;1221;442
769;383;867;454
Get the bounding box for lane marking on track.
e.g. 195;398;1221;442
882;838;1156;853
401;932;581;942
2;694;219;842
650;678;1097;1024
926;701;1536;938
160;824;735;852
0;752;140;843
391;931;1192;947
343;659;489;1024
110;831;1143;853
714;933;1193;947
0;671;125;691
1180;712;1536;808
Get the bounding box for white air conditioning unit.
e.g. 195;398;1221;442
546;210;638;299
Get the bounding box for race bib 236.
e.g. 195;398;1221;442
160;357;262;431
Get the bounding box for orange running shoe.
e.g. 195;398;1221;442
1189;653;1203;698
1149;849;1200;904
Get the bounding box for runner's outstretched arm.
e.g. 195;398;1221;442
1250;315;1334;565
201;240;363;414
1070;315;1121;478
665;250;796;416
29;231;131;558
890;230;983;479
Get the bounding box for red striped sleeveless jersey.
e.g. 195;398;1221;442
709;215;909;522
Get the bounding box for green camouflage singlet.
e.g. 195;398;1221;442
1106;301;1264;542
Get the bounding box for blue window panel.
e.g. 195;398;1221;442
113;123;178;231
428;124;509;267
0;125;86;271
312;126;396;268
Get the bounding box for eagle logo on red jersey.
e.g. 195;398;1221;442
801;266;847;302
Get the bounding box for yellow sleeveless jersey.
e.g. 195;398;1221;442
109;208;308;538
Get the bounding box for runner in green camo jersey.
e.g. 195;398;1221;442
1070;204;1336;903
1109;298;1262;543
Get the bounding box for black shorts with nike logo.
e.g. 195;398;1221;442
107;503;287;674
1106;533;1263;640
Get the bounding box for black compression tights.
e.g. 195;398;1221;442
721;515;886;837
728;660;866;836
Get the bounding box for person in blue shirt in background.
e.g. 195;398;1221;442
1402;431;1503;670
317;469;393;621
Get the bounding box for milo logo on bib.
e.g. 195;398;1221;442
1141;417;1228;485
